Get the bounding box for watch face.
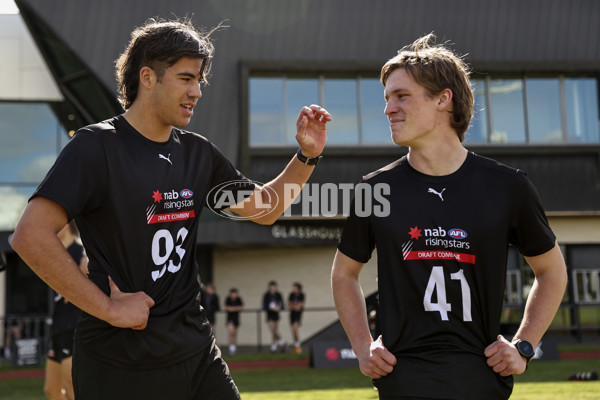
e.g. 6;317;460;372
518;340;534;357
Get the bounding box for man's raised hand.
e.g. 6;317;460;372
296;104;331;158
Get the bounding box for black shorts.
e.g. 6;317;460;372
227;315;240;327
72;338;240;400
266;311;279;322
290;311;303;324
47;331;75;362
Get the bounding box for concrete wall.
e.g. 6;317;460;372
549;216;600;244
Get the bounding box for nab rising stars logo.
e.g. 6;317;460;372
146;188;195;224
402;225;474;264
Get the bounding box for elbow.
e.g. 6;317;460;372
556;261;569;289
10;224;29;256
250;214;279;225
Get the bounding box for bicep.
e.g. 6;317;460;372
14;197;69;242
332;250;365;281
524;241;567;277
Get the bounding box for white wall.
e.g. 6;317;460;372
0;13;62;101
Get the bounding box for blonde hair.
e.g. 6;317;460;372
380;33;474;142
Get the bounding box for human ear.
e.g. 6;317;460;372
139;66;155;89
437;88;453;110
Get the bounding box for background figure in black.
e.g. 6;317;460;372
262;281;285;352
201;283;220;333
224;288;243;356
287;282;305;354
45;221;88;400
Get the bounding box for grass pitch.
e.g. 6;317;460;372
0;358;598;399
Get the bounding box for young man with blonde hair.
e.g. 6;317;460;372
332;34;567;399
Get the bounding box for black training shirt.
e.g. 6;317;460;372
338;152;556;399
34;115;254;368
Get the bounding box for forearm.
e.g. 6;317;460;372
250;155;315;224
513;270;567;346
332;264;373;355
11;199;115;323
13;231;113;322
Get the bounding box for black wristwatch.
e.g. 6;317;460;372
296;148;323;166
513;339;535;363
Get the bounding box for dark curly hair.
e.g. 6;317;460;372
115;18;215;110
380;33;474;142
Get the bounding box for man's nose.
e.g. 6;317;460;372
189;83;202;99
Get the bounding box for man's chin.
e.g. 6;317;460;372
173;119;192;128
391;133;406;147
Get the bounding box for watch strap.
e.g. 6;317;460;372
296;148;323;165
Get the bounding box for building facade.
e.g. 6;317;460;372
1;0;599;349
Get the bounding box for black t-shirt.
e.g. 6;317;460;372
225;296;243;322
262;291;284;320
201;292;220;324
51;241;84;336
33;115;254;368
288;292;305;315
338;153;556;400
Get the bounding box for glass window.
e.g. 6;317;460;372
466;79;488;143
489;79;526;143
249;78;284;145
249;74;599;146
526;79;563;143
285;78;319;145
360;78;390;144
324;79;359;144
0;102;64;183
565;78;600;143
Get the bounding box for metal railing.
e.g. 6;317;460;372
1;315;50;366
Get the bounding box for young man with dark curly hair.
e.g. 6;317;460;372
12;18;330;400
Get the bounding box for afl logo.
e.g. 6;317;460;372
180;189;193;199
449;228;467;240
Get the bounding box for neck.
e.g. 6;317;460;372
407;140;468;176
123;102;172;142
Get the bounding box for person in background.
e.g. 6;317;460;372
287;282;305;354
262;281;285;352
201;283;220;332
224;288;243;356
44;221;88;400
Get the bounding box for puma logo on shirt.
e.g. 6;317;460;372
159;153;172;165
428;188;446;201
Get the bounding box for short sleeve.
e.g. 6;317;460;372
33;128;107;219
508;171;556;257
337;180;376;263
205;142;255;210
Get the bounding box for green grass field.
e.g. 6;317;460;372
0;358;598;399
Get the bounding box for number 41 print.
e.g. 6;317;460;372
423;266;472;322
